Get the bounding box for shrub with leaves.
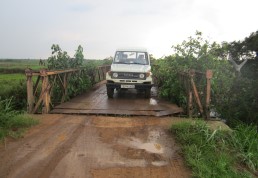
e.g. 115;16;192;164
154;31;257;125
153;31;234;116
47;44;91;102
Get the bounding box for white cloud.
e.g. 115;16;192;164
0;0;257;59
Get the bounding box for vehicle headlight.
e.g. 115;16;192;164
139;73;145;79
112;72;118;78
146;71;151;77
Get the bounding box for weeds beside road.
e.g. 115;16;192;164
0;98;38;140
171;121;258;178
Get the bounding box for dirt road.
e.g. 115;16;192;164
0;115;191;178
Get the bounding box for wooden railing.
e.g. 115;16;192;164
179;69;212;119
25;65;110;114
96;65;111;82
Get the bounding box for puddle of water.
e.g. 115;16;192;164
127;138;164;154
149;98;157;105
151;161;168;166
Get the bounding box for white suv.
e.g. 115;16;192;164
106;48;153;98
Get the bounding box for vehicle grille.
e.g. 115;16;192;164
112;72;145;80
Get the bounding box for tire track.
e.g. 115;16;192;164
0;115;86;178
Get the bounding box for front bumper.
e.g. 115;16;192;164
106;82;153;89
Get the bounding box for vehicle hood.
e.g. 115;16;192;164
111;64;151;73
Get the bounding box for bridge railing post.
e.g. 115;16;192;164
205;70;212;119
40;69;51;114
179;69;212;119
25;69;34;114
61;73;67;103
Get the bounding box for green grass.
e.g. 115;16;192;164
0;59;45;73
0;74;25;91
0;74;27;109
171;121;258;178
0;73;25;94
0;98;39;140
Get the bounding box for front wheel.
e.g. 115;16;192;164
107;87;114;98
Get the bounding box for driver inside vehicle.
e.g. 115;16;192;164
120;54;127;63
137;54;146;64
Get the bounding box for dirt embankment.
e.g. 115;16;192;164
0;115;191;178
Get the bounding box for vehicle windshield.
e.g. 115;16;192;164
113;51;149;65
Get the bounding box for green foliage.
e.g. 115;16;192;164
220;77;258;125
224;31;258;125
83;60;101;84
154;31;257;125
171;121;257;178
48;44;72;70
227;122;258;171
47;44;85;70
226;31;258;61
47;44;92;102
0;98;38;140
153;31;234;109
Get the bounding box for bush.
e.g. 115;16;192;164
47;44;93;103
154;31;257;125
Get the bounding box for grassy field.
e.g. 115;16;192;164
0;73;24;89
0;59;46;73
0;73;26;95
0;73;27;110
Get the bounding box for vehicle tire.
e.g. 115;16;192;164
145;89;151;98
107;87;114;98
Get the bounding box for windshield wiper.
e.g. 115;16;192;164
131;62;145;65
114;62;126;64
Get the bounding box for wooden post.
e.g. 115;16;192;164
189;70;204;116
101;67;105;80
103;66;106;80
187;89;193;118
41;69;50;114
185;74;193;118
98;67;101;82
61;73;68;103
25;69;34;113
205;70;212;119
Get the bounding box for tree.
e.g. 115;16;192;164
226;31;258;74
47;44;84;70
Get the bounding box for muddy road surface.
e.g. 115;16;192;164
0;115;191;178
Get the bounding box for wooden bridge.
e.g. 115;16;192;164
25;66;212;118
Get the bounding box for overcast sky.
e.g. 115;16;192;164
0;0;257;59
